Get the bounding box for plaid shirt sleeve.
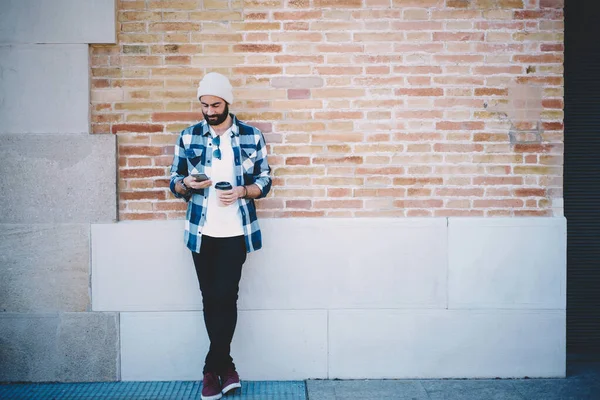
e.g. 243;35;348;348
169;131;190;200
252;129;272;198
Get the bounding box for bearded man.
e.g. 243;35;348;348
169;72;272;400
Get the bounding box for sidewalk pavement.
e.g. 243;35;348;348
1;360;598;399
306;360;600;400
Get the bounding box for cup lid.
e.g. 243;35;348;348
215;181;232;190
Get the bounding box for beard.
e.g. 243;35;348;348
203;104;229;126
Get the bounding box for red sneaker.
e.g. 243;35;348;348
201;372;222;400
220;365;241;395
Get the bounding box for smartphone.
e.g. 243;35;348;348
191;173;210;182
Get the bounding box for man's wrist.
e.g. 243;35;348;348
178;179;189;194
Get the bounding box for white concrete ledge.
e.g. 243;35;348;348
92;218;566;313
0;0;116;44
92;217;567;379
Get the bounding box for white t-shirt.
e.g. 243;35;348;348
201;127;244;238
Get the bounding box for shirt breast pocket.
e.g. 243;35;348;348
185;147;204;172
241;149;257;175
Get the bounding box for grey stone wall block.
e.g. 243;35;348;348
0;0;116;44
0;134;117;223
0;312;120;383
0;224;90;313
0;314;59;382
56;313;120;382
0;45;90;134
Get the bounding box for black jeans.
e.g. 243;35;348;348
192;235;247;374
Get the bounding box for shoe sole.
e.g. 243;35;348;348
222;382;241;395
201;392;222;400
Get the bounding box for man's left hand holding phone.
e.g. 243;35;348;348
179;173;212;195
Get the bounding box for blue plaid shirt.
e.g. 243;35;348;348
169;114;272;253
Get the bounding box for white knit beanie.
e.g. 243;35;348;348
197;72;233;104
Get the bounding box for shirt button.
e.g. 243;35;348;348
208;160;211;163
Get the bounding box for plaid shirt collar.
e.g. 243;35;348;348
200;114;240;137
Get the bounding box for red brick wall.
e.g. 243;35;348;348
91;0;564;220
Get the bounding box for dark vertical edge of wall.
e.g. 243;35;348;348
564;1;600;356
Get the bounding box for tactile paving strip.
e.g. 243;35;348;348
0;380;307;400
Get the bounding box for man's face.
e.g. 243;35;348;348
200;95;229;126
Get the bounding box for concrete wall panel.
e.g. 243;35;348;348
91;221;201;312
0;134;117;223
245;218;448;309
120;310;328;381
91;219;448;311
0;45;90;134
0;0;116;44
93;217;567;379
448;217;567;309
328;309;566;379
0;224;90;312
0;312;119;382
